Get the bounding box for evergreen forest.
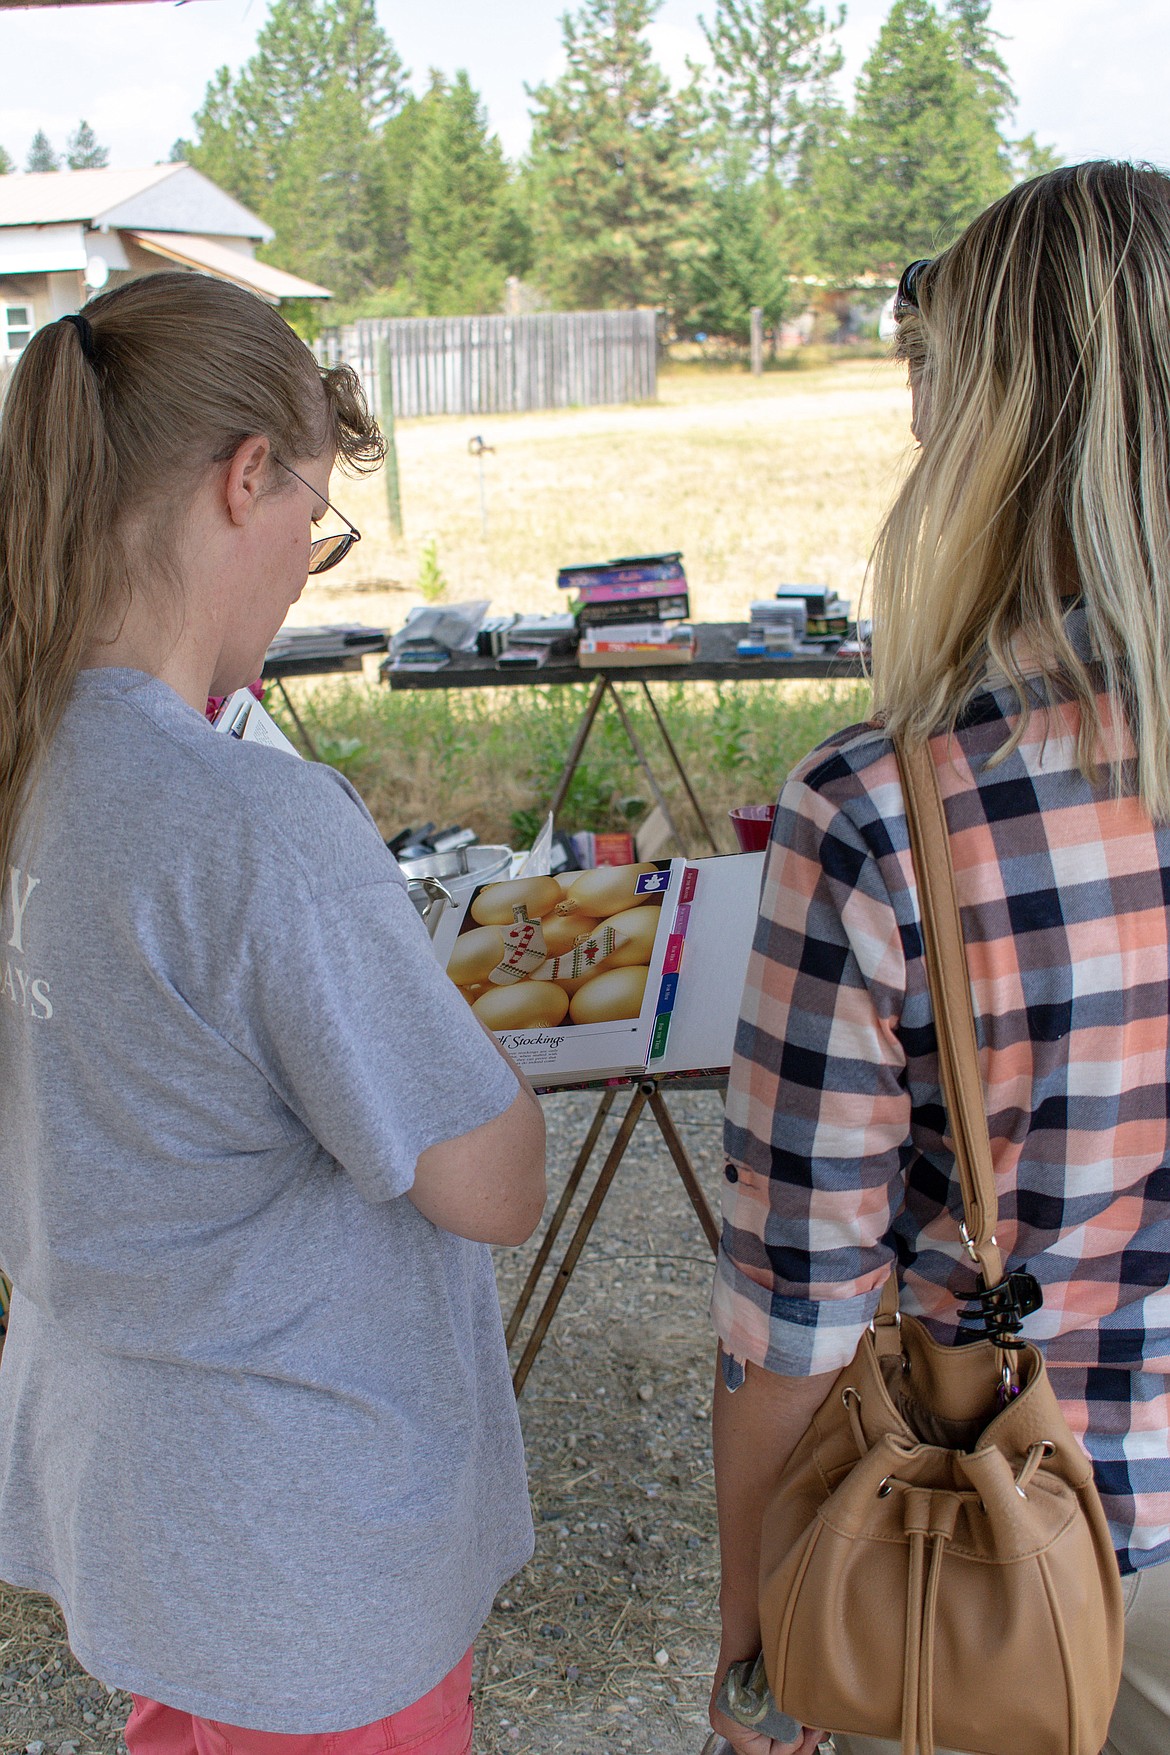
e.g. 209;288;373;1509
9;0;1062;339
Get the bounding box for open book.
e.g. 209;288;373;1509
431;859;698;1082
211;688;301;756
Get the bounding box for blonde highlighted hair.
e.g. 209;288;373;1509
872;160;1170;817
0;272;383;878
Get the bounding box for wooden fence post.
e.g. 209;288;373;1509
378;340;404;539
750;306;764;377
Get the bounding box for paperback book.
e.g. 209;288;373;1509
557;553;684;591
578;625;696;668
574;590;691;624
211;688;301;755
431;859;697;1082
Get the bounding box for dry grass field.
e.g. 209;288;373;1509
293;355;915;629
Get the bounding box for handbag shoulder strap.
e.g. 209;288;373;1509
894;736;1006;1292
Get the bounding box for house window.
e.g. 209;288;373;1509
4;305;33;355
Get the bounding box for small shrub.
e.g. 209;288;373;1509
417;538;448;603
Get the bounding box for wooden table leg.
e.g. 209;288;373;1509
273;678;321;761
547;675;608;820
645;1087;721;1254
511;1086;648;1397
607;682;688;855
638;681;720;854
504;1087;618;1347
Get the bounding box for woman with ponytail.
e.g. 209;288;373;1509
0;273;544;1755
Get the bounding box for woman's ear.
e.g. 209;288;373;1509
223;435;273;529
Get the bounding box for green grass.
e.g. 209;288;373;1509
269;674;873;853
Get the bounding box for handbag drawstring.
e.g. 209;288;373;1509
845;1397;972;1755
898;1488;961;1755
846;1411;1059;1754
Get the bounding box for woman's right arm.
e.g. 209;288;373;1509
410;1032;546;1245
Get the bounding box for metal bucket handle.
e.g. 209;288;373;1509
414;875;453;936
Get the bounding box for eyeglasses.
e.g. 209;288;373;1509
893;258;933;322
272;457;362;574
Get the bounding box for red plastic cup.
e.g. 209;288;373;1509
728;804;776;852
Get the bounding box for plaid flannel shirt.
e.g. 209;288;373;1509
714;612;1170;1572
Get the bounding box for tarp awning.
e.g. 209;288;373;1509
127;231;332;303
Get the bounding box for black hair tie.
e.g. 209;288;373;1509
62;312;98;364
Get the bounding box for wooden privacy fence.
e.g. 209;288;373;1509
314;309;659;419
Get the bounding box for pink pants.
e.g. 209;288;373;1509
123;1648;474;1755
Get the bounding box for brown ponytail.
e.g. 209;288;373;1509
0;272;383;877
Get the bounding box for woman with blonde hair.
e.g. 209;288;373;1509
710;160;1170;1755
0;272;545;1755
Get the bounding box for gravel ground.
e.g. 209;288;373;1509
0;1087;727;1755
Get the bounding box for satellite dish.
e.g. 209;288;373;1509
84;254;109;291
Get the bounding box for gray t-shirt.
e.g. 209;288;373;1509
0;668;533;1732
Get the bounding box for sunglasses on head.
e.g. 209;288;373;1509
893;258;933;322
272;457;362;575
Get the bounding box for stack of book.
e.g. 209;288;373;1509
388;601;489;673
775;585;851;648
558;552;697;668
497;613;579;669
738;586;851;658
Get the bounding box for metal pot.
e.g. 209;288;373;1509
399;843;513;935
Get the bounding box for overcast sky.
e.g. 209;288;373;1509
0;0;1165;177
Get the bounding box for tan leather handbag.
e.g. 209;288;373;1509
757;737;1125;1755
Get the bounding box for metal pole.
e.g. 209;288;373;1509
638;680;720;854
504;1089;617;1347
511;1087;648;1397
750;306;764;378
468;435;494;540
547;675;608;820
645;1086;720;1253
607;680;688;855
378;340;403;538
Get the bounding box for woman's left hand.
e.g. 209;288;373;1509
707;1694;824;1755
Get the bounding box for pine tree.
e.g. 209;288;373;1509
65;120;110;170
945;3;1061;189
179;66;268;210
526;0;698;313
946;0;1013;128
183;0;406;209
688;146;794;340
367;94;430;294
701;0;843;182
0;144;13;176
1012;133;1063;182
25;131;60;174
405;73;515;314
261;77;380;300
812;0;1009;277
325;0;406;130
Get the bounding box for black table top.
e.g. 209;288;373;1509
381;622;866;691
262;625;388;680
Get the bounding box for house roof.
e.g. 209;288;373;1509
0;165;176;226
129;232;332;303
0;164;272;242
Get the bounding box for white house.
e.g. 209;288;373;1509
0;162;331;362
